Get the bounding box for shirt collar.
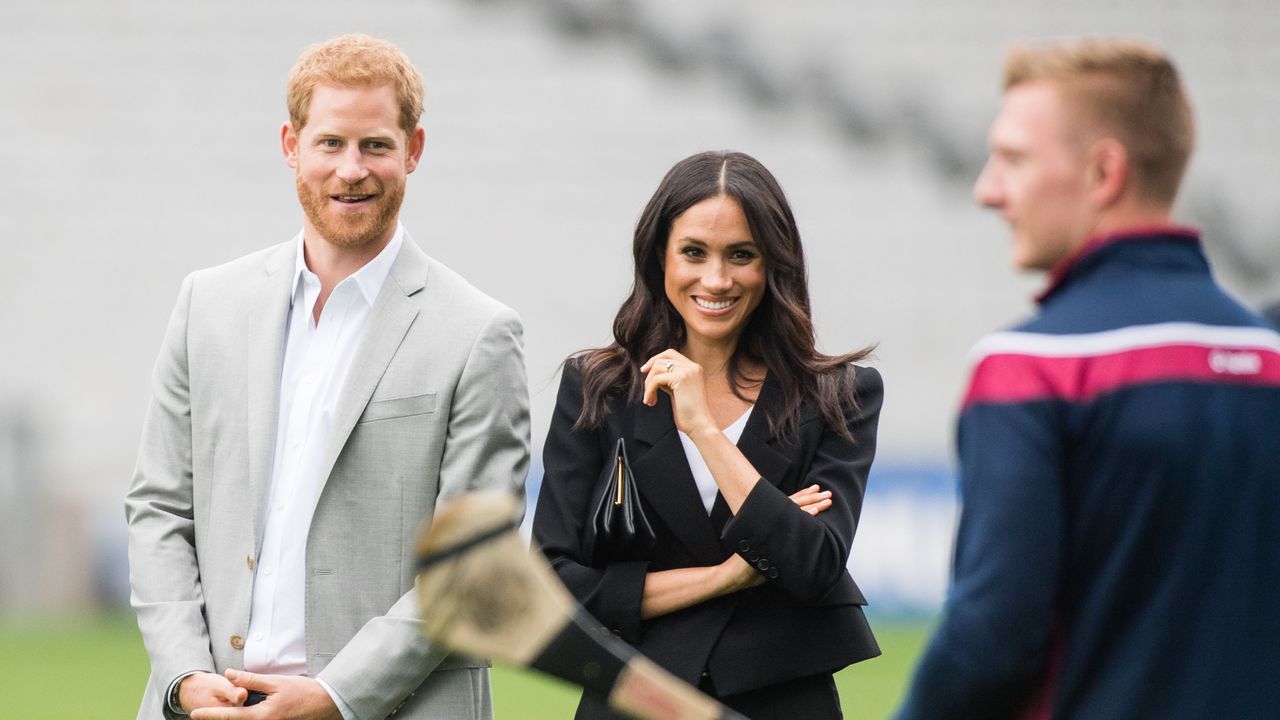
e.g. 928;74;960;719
291;222;405;306
1036;223;1201;304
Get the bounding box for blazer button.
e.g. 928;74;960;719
756;558;770;571
738;540;750;552
747;551;760;562
246;555;255;571
766;567;779;579
229;635;245;650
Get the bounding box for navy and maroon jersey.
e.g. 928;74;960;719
898;228;1280;720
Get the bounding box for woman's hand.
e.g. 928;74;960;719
642;486;832;619
717;553;768;593
789;484;833;516
641;349;716;437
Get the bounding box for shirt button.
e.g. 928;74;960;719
275;503;285;512
253;633;263;642
290;438;301;448
230;635;245;650
263;566;273;576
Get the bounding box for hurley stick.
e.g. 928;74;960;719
415;490;747;720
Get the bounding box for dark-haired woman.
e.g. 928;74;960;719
532;151;883;719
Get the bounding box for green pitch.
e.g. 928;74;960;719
0;613;931;719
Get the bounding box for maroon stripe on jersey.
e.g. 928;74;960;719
964;344;1280;409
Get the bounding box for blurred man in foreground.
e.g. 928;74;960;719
126;34;529;719
897;37;1280;719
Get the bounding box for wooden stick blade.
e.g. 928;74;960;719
415;491;747;720
415;490;571;665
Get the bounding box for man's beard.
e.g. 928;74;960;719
296;175;404;250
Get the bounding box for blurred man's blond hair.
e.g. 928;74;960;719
1004;37;1194;207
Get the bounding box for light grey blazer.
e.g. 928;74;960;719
125;234;530;719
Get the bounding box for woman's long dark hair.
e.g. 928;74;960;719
573;150;873;441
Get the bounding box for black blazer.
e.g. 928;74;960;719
532;360;884;712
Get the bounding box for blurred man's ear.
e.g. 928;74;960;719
1088;137;1129;209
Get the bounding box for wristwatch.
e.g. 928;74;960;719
169;674;189;716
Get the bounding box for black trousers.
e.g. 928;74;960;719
576;672;842;720
702;672;843;720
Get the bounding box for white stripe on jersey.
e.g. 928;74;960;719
969;322;1280;363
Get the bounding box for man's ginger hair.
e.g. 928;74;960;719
1004;37;1195;207
287;33;424;137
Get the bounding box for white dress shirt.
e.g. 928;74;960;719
243;225;404;716
678;406;753;514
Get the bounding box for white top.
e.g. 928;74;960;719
677;406;754;514
242;225;403;713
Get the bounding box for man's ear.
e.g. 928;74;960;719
405;125;426;174
281;122;299;169
1088;137;1128;208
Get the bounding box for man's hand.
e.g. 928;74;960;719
189;669;341;720
179;672;249;714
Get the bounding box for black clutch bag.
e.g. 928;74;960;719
589;438;656;566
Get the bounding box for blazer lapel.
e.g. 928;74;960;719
313;237;427;496
246;242;296;552
707;376;797;534
735;376;794;491
630;394;731;564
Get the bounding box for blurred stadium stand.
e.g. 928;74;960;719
1;0;1276;615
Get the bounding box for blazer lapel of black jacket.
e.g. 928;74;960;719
709;376;797;533
735;376;795;492
629;392;726;565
